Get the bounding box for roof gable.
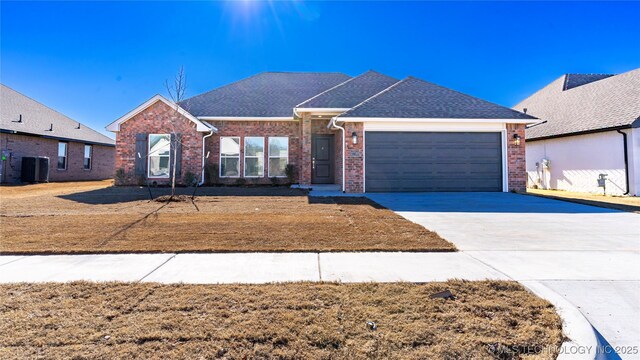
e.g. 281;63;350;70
563;73;614;90
515;68;640;140
106;95;214;133
1;84;115;145
338;77;536;120
296;70;398;109
180;72;351;118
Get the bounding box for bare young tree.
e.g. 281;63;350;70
164;66;188;197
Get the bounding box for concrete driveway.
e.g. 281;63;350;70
367;192;640;360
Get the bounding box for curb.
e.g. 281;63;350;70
521;281;599;360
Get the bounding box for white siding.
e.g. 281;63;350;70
526;129;638;196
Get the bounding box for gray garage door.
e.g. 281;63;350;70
365;132;503;192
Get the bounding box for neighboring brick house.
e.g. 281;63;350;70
108;71;535;193
1;84;115;183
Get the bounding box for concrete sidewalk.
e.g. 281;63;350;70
0;252;507;283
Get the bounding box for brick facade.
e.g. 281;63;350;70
113;101;528;192
344;122;364;193
204;120;302;185
115;100;203;185
0;132;114;183
506;123;527;192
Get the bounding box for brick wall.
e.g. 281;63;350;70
344;122;364;193
115;100;203;185
0;133;114;183
204;120;301;185
507;123;526;192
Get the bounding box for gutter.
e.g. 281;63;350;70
328;116;346;192
616;129;630;195
198;123;216;186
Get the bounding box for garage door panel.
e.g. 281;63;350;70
365;132;503;192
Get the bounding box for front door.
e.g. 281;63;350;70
312;134;334;184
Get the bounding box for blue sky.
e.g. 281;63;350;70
2;1;639;138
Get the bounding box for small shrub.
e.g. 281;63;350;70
183;171;197;187
285;164;296;184
115;168;126;185
205;164;219;185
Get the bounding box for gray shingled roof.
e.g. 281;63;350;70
514;69;640;140
297;70;398;109
338;76;536;119
1;84;115;146
180;72;351;117
563;73;614;90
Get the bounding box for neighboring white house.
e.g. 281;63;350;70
514;69;640;196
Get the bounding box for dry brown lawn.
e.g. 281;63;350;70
527;188;640;213
0;181;454;254
0;281;563;359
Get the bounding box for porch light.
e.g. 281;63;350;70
352;132;358;145
513;134;521;146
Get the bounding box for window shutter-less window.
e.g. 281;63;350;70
170;133;182;177
135;134;147;176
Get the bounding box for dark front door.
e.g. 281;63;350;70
312;134;334;184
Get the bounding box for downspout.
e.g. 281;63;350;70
328;116;346;193
616;129;630;195
199;125;215;186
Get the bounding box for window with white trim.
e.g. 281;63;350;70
148;134;170;178
268;137;288;177
83;144;92;170
57;142;67;170
220;137;240;177
244;137;264;177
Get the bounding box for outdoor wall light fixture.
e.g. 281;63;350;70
513;134;522;146
352;132;358;145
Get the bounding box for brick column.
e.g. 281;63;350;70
344;122;364;193
299;113;312;185
507;123;526;192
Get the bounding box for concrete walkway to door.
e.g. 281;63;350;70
366;192;640;360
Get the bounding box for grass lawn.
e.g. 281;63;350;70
0;281;563;359
527;188;640;213
0;181;454;254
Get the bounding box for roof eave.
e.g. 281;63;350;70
334;117;540;124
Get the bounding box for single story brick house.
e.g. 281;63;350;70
514;68;639;196
107;71;536;193
1;84;115;183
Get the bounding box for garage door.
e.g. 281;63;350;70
365;132;503;192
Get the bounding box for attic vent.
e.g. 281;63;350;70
76;123;81;129
12;114;22;123
523;108;527;114
46;123;53;132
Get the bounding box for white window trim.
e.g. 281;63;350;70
83;144;92;170
57;141;68;170
219;136;241;178
243;136;265;178
268;137;289;178
147;134;170;179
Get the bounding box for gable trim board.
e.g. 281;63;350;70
107;95;216;133
198;116;296;121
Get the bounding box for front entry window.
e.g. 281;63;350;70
244;137;264;177
220;137;240;177
148;134;170;178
